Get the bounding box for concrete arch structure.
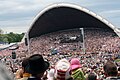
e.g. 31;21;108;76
27;3;120;40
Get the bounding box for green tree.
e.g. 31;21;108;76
0;30;24;43
2;37;9;43
6;32;24;43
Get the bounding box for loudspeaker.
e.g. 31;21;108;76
12;51;16;59
25;38;28;46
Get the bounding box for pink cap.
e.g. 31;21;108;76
70;58;82;70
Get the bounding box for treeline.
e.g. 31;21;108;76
0;29;24;44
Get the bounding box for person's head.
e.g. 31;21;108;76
26;54;49;78
70;58;82;71
22;58;29;73
87;73;97;80
103;60;118;77
54;58;71;80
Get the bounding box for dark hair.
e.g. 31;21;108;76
103;60;118;76
118;67;120;71
87;73;97;80
22;58;29;68
22;58;29;72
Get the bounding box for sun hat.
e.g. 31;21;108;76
70;58;82;70
54;59;71;80
26;54;49;74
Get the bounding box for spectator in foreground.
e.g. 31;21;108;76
47;68;55;80
117;67;120;77
26;54;49;80
0;62;13;80
70;58;85;80
103;60;118;80
86;73;97;80
54;58;71;80
16;58;31;80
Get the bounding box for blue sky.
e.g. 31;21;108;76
0;0;120;33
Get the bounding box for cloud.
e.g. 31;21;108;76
0;0;118;21
0;17;32;34
0;0;120;33
2;26;28;34
99;10;120;16
0;1;41;20
97;9;120;28
98;10;120;24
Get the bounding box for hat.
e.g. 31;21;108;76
70;58;82;70
54;59;70;80
26;54;49;74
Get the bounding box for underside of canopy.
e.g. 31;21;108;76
27;3;119;39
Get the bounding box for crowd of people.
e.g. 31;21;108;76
0;28;120;80
29;28;119;54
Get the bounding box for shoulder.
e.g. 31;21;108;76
104;77;120;80
17;77;28;80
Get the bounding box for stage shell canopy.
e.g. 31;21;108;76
27;3;120;39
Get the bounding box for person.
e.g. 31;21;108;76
117;67;120;77
47;68;54;80
86;73;97;80
70;58;85;80
0;62;13;80
103;60;118;80
26;54;50;80
54;58;71;80
16;58;31;80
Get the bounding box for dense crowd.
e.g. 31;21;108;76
30;28;120;54
0;28;120;80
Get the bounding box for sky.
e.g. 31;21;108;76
0;0;120;34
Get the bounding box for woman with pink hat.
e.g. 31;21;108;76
70;58;85;80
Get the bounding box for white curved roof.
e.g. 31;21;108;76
27;3;120;38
